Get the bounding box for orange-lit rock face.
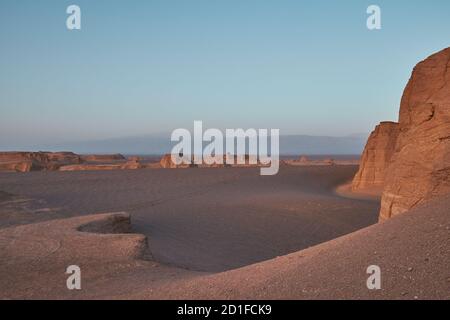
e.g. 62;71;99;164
351;122;399;195
121;158;143;170
159;154;194;168
379;48;450;221
159;154;177;168
0;152;82;172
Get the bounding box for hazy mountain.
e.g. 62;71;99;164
278;134;368;155
22;133;368;155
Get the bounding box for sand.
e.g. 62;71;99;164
1;166;447;299
334;182;382;201
0;166;378;272
154;194;450;300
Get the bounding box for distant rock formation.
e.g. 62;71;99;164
351;122;399;195
160;154;231;168
159;154;192;168
0;161;34;173
0;152;144;172
44;152;84;170
121;157;143;170
159;154;269;169
81;154;125;162
284;156;357;167
59;157;145;171
59;164;122;171
379;47;450;221
299;156;309;163
0;152;82;172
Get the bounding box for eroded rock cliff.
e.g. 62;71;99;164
379;47;450;220
0;152;82;172
351;122;399;195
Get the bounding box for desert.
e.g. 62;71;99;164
1;48;450;299
0;165;381;298
1;1;450;303
0;165;448;299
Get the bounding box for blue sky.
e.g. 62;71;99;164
1;0;450;147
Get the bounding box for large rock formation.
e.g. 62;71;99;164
0;151;154;172
379;47;450;220
0;152;155;172
59;157;144;171
43;152;84;170
351;122;399;195
0;152;82;172
0;161;34;173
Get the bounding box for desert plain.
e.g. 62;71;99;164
0;163;448;299
1;47;450;300
0;164;382;297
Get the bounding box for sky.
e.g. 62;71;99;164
1;0;450;148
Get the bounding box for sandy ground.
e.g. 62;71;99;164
152;194;450;300
1;166;447;299
335;182;382;202
0;166;378;272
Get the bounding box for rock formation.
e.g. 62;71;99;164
299;156;309;163
159;154;194;168
355;47;450;221
379;47;450;220
81;154;125;162
0;152;82;172
59;157;144;171
0;161;34;173
159;154;178;168
121;157;143;170
351;122;399;195
44;152;84;170
59;164;121;171
0;152;149;172
284;156;357;167
159;154;267;168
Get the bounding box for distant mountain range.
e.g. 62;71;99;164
14;133;368;155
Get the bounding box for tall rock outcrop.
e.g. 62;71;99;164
351;121;399;195
379;47;450;220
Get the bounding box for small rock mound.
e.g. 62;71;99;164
159;154;195;168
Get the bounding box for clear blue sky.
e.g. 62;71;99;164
1;0;450;147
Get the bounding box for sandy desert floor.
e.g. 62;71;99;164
0;166;378;272
0;166;448;299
